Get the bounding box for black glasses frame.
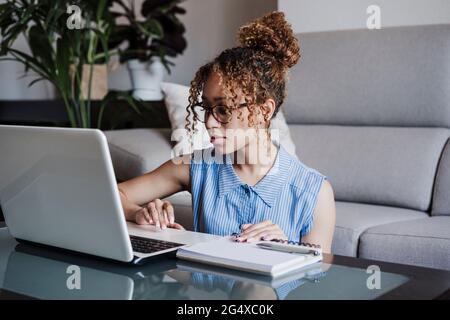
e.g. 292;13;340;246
192;102;248;124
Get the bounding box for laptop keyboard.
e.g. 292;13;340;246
130;235;185;254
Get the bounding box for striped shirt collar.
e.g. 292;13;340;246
218;145;293;207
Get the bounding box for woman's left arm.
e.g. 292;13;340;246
237;180;336;253
301;180;336;253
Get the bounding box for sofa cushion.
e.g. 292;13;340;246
332;201;427;257
104;128;173;181
164;199;429;256
161;82;213;156
359;217;450;271
432;138;450;216
284;24;450;127
290;125;450;211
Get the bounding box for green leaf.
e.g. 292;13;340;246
55;35;71;94
90;27;110;63
144;18;164;39
0;4;15;28
136;19;163;39
44;2;59;27
96;0;107;22
123;93;142;116
27;76;46;88
1;16;31;53
98;36;110;63
8;48;51;79
28;24;54;69
97;90;142;129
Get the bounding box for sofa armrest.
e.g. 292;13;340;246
432;138;450;216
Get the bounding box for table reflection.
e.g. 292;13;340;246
1;242;327;300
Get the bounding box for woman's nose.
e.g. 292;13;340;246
205;111;220;128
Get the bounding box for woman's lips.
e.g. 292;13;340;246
210;136;226;144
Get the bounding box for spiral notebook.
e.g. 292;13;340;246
176;237;323;278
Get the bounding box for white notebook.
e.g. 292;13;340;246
176;237;323;278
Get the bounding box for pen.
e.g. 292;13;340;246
256;242;320;256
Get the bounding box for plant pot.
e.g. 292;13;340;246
69;64;108;100
127;57;164;101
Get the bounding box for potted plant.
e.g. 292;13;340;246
108;0;187;100
0;0;134;128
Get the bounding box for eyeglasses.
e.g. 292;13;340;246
192;102;248;124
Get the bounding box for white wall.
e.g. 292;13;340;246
0;0;276;99
0;0;55;99
279;0;450;33
0;34;55;100
109;0;277;90
5;0;447;98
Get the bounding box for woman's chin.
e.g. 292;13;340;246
213;144;233;155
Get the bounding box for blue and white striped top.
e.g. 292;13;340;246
189;145;326;242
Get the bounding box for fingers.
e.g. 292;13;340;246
147;202;161;228
147;199;174;230
239;229;285;243
155;199;167;229
258;233;282;241
251;230;287;242
168;222;186;230
241;220;273;234
163;201;175;224
134;207;153;225
236;220;287;243
238;220;273;239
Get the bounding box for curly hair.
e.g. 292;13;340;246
184;11;300;150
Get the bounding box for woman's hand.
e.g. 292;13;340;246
235;220;288;243
133;199;185;230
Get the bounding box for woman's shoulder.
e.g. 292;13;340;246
281;147;326;194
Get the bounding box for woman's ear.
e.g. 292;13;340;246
260;98;277;124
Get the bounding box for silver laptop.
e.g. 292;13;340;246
0;125;217;264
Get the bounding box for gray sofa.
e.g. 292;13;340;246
105;24;450;271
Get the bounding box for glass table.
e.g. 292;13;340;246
0;228;449;300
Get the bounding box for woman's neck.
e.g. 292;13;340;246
231;135;279;184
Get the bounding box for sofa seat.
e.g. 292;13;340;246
163;198;433;262
333;202;428;257
359;216;450;271
167;196;432;260
165;199;429;253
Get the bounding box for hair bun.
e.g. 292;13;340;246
237;11;300;69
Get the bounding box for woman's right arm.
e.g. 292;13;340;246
118;154;191;227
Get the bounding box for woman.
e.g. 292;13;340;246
118;11;336;253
